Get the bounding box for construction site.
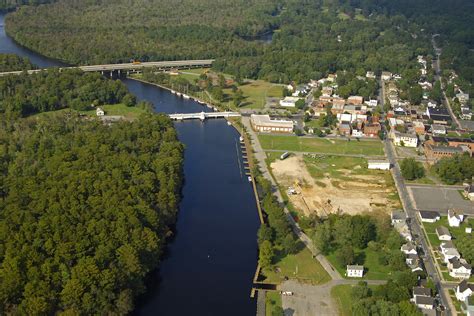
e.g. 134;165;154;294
270;154;401;217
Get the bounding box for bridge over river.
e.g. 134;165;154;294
169;111;241;121
0;59;215;77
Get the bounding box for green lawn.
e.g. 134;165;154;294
261;247;331;285
224;80;283;109
31;104;148;120
326;248;393;280
176;68;210;81
422;216;472;246
258;135;385;156
265;291;282;316
331;284;378;316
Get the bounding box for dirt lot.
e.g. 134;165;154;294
270;155;400;216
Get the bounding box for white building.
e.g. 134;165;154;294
96;107;105;116
346;265;364;278
366;71;376;79
279;96;301;107
352;130;364;137
415;296;435;310
365;99;378;107
418;211;440;223
392;131;418;148
368;160;391;170
391;210;407;225
431;124;446;136
449;258;472;279
381;71;392;81
448;210;464;227
436;226;452;241
250;115;294;133
456;280;474;301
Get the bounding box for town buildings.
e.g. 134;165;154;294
250;115;294;133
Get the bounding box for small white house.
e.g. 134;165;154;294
346;265;364;278
436;226;452;241
392;131;418;148
448;210;464;227
352;129;364;137
415;296;435;310
418;211;440;223
391;210;407;225
279;96;301;108
449;258;472;279
368;160;391;170
96;107;105;116
466;227;472;234
456;280;474;301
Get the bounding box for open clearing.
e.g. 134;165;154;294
259;135;385;156
269;154;400;216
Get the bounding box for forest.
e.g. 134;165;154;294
0;68;136;117
0;54;35;72
2;0;439;83
0;113;184;314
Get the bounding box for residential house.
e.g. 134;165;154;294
332;96;346;107
368;160;391;170
280;96;301;107
448;209;464;227
338;123;351;136
381;71;392;81
346;265;364;278
440;241;460;263
461;108;473;120
391;210;407;225
347;96;364;105
431;124;446;136
448;258;472;279
464;185;474;201
436;226;452;241
418;211;440;223
321;86;333;96
96;107;105;116
292;85;309;97
413;287;431;299
401;242;417;255
419;81;433;90
456;280;474;301
413;121;426;135
415;296;435;310
250;115;294;133
366;71;376;79
406;254;423;272
456;93;470;104
363;122;381;137
394;221;413;241
365;99;378;107
352;129;364;137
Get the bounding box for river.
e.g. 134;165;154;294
0;13;259;316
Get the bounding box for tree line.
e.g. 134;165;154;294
0;54;35;72
0;68;136;117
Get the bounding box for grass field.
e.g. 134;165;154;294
224;80;283;109
258;135;385;156
331;284;378;316
31;104;148;120
261;247;331;285
326;247;393;280
265;291;282;316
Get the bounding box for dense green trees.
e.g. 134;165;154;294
0;69;135;116
5;0;437;83
0;112;184;314
0;54;35;72
433;153;474;184
400;158;425;181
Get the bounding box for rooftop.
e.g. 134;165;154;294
347;265;364;271
250;114;294;128
419;211;440;219
413;287;431;297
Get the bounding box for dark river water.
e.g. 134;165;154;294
0;13;259;316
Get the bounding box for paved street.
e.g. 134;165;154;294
380;80;454;315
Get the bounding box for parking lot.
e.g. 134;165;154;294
407;185;473;215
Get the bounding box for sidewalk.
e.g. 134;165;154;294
242;116;342;281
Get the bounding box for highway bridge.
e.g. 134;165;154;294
0;59;215;77
169;111;241;121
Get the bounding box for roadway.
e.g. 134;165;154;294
379;79;453;315
0;59;215;76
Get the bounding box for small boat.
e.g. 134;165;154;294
227;121;232;126
170;90;176;94
239;136;244;142
248;176;252;182
182;94;190;99
176;92;182;97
